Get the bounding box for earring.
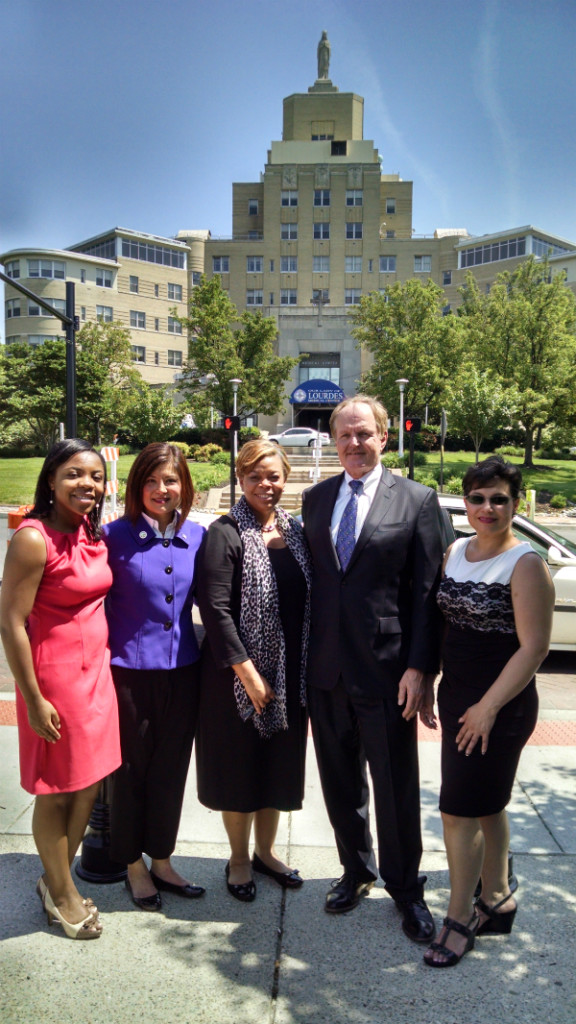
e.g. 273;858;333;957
49;490;54;505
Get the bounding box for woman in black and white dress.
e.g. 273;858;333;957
423;457;554;968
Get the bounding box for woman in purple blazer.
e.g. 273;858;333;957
103;443;205;911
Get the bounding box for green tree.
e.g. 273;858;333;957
447;365;516;462
123;383;182;447
458;259;576;467
350;279;464;421
178;276;300;419
76;320;140;443
0;340;67;450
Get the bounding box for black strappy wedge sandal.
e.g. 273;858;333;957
424;912;480;968
475;892;517;934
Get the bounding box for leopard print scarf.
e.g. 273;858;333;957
230;495;312;738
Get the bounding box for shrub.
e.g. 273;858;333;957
239;426;261;446
382;451;427;469
443;475;465;494
168;441;190;458
494;446;524;458
171;427;202;446
414;471;438;490
210;450;230;466
194;443;224;463
550;493;567;509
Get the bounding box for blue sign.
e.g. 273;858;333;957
289;379;346;405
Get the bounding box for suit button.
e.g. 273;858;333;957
162;539;170;548
163;621;173;631
165;566;173;575
165;594;174;604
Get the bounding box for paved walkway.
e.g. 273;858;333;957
0;509;575;1022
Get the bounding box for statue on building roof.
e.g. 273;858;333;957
317;31;331;80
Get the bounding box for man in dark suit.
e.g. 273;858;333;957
302;396;443;942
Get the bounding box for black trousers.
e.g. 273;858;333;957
308;679;424;902
110;664;200;864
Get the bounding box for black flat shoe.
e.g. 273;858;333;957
324;872;376;914
125;877;162;911
252;853;304;889
225;862;256;903
150;871;205;899
395;897;436;942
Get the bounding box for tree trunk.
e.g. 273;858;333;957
523;427;535;469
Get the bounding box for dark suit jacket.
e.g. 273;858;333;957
302;468;443;700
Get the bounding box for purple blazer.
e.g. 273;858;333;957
103;515;205;671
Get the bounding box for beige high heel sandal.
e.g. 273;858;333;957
44;890;102;940
36;876;98;915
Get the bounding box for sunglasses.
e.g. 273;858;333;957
464;494;511;506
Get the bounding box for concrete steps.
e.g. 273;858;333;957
207;446;342;513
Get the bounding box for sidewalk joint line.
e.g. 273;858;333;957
267;811;293;1023
516;780;566;853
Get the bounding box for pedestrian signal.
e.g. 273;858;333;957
223;415;240;431
404;416;422;433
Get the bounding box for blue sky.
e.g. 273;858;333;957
1;0;575;337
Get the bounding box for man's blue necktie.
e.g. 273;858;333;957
336;480;363;571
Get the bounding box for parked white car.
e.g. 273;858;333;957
268;427;331;448
437;494;576;651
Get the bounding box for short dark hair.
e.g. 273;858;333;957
124;443;194;527
25;439;107;541
462;455;522;501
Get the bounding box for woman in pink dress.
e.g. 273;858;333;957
0;439;121;940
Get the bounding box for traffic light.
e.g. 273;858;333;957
223;415;240;431
404;416;422;434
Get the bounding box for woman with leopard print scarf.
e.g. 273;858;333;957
196;439;312;902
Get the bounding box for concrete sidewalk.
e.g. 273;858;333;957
1;681;575;1024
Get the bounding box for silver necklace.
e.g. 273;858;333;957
261;520;276;533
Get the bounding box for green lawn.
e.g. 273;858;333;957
0;451;574;506
0;455;229;507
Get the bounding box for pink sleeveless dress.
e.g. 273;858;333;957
14;519;121;795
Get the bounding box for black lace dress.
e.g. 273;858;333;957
436;538;538;817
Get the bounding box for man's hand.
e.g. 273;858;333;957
398;667;425;720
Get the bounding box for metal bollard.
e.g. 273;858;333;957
75;776;127;884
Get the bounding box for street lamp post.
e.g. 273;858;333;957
395;378;409;458
229;378;242;506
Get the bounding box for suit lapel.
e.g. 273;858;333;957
316;473;344;571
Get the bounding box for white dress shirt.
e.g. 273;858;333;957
141;510;179;539
330;464;383;547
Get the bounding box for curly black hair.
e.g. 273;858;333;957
462;455;522;501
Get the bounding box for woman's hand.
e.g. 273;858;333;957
27;695;61;742
419;673;438;730
456;701;497;756
243;672;275;715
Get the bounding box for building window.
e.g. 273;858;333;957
269;292;274;304
248;231;259;239
386;198;396;214
281;190;298;207
269;260;274;272
130;275;139;293
314;189;330;207
5;260;20;278
280;289;297;305
443;270;452;286
130;310;146;329
80;269;86;283
154;352;159;365
345;289;362;306
459;235;529;269
313;256;330;273
212;256;229;273
131;345;145;363
442;304;452;316
386;230;395;239
246;289;263;305
28;298;66;317
248;199;259;215
191;271;201;286
281;223;298;240
96;268;113;288
346;222;363;239
96;305;114;322
28;259;66;280
6;298;21;318
154;284;159;297
168;282;183;301
81;307;86;320
246;256;263;273
331;141;347;156
168;316;182;334
280;256;298;273
414;255;432;273
120;239;186;268
345;256;362;273
368;259;373;273
380;256;397;272
313;222;330;239
299;351;340;385
167;350;183;367
155;318;160;330
346;190;363;206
